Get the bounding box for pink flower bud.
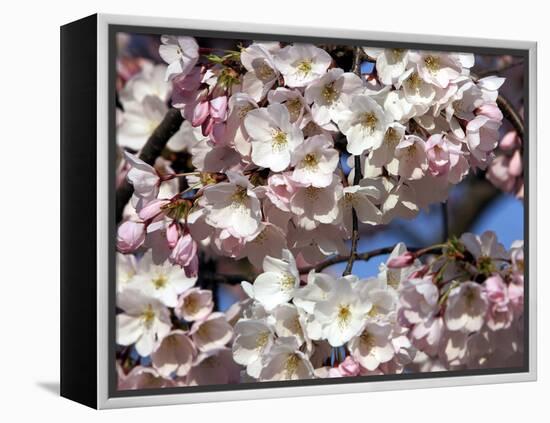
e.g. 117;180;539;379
191;100;209;127
117;221;145;253
184;254;199;278
500;131;520;151
201;115;214;137
338;356;361;377
387;252;415;269
166;222;180;249
170;233;198;268
509;150;523;177
138;199;169;221
209;95;228;122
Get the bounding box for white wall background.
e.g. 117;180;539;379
0;0;546;421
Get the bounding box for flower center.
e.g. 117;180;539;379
391;49;404;61
284;354;300;378
152;274;168;289
406;72;422;91
344;192;355;205
184;295;199;315
286;98;302;121
280;273;296;291
384;127;401;147
367;304;379;318
302;153;318;170
256;331;270;350
141;304;155;328
231;186;249;205
297;59;313;75
424;55;440;74
257;62;275;80
360;330;375;348
360;112;378;133
464;287;477;309
305;186;320;200
322;82;339;104
477;255;495;275
272;130;288;151
337;304;352;328
406;144;417;158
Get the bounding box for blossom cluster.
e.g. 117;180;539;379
232;249;414;380
116;251;238;389
394;231;525;371
114;34;524;388
116;38;508;271
231;231;524;380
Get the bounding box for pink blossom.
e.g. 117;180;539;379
118;365;174;390
425;134;451;176
484;274;513;330
264;172;299;212
166;221;179;248
138;199;169;221
192;100;210;126
338;356;361;376
117;221;145;253
398;278;439;325
500;130;521;151
477;103;503;121
170;233;198;268
151;330;196;378
209;96;228;121
508;150;523;177
387;252;415;269
175;288;214;321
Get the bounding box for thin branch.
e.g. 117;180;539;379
350;46;365;75
496;94;525;139
343;155;362;276
116;109;184;223
301;245;445;274
342;47;365;276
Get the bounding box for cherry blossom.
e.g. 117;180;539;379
244;103;304;171
116;289;171;357
274;43;332;88
159;35;199;80
114;36;524;386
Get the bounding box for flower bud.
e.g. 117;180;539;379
138;199;169;221
166;222;180;249
117;221;145;253
191;100;209;127
170;233;198;268
387;252;415;269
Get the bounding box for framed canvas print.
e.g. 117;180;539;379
60;13;537;409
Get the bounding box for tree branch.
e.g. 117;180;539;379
116;109;184;223
343;47;365;276
496;93;525;139
300;245;439;274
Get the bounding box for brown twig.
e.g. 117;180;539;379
300;245;443;274
342;47;365;276
496;94;525;139
116;109;184;223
